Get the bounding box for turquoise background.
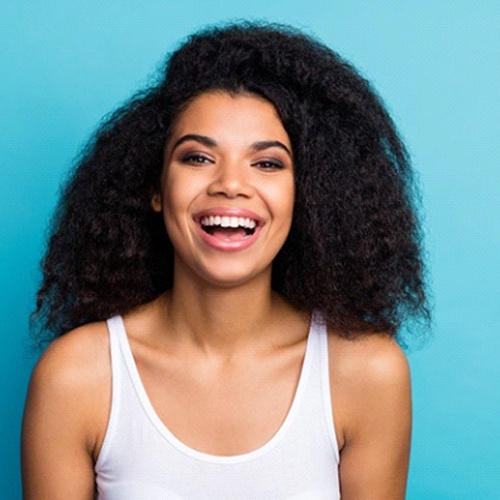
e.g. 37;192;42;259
1;1;499;498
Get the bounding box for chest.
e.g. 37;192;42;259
134;345;305;456
95;316;341;499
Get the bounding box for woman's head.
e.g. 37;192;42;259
34;22;429;341
153;90;295;288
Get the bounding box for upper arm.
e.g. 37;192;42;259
331;335;412;500
22;325;110;500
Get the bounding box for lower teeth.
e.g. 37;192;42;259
202;226;254;236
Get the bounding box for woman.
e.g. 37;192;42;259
22;22;428;499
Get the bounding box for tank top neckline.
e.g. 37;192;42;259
113;313;321;464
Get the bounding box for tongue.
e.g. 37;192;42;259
211;227;247;241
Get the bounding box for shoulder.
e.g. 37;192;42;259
328;331;411;448
23;323;112;495
26;321;111;456
328;331;409;389
31;321;110;389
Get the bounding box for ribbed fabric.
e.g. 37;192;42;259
95;314;340;499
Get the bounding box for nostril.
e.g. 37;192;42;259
207;170;253;198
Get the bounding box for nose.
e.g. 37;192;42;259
207;160;254;199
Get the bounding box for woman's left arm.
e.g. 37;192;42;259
331;335;412;500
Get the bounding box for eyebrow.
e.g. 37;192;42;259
171;134;292;158
252;140;292;157
172;134;217;150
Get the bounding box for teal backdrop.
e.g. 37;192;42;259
1;1;499;498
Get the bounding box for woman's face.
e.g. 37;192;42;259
153;91;294;288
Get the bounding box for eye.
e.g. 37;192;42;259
180;153;213;165
252;159;285;170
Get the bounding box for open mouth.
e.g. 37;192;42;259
200;215;258;241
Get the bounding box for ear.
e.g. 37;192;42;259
151;191;162;212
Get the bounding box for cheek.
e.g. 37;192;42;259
161;173;205;237
270;176;295;220
159;176;185;235
163;173;191;214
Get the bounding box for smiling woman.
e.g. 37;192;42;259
152;92;294;286
23;22;429;500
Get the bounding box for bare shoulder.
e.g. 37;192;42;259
328;331;411;449
328;331;410;391
31;321;110;390
25;321;111;458
23;322;112;497
328;332;412;498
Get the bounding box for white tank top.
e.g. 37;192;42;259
95;314;340;499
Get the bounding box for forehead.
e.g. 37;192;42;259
169;91;291;147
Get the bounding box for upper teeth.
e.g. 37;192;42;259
200;216;257;229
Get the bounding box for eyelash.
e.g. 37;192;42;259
252;160;284;170
179;153;285;170
180;153;212;165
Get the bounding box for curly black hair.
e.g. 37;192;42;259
33;22;429;342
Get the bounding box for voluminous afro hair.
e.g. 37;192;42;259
33;22;429;342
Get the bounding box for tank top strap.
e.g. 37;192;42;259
95;315;130;469
308;312;339;462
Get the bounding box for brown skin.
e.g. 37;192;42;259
331;333;411;498
22;321;109;500
22;298;411;499
22;92;411;498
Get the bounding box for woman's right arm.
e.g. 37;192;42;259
22;324;110;500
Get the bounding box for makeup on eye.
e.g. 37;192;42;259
180;152;214;165
177;151;288;170
170;134;292;167
251;159;285;170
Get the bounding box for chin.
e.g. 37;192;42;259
202;273;267;289
191;263;272;290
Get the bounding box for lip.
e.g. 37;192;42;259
193;206;265;252
194;206;265;223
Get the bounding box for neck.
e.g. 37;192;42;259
161;265;285;355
